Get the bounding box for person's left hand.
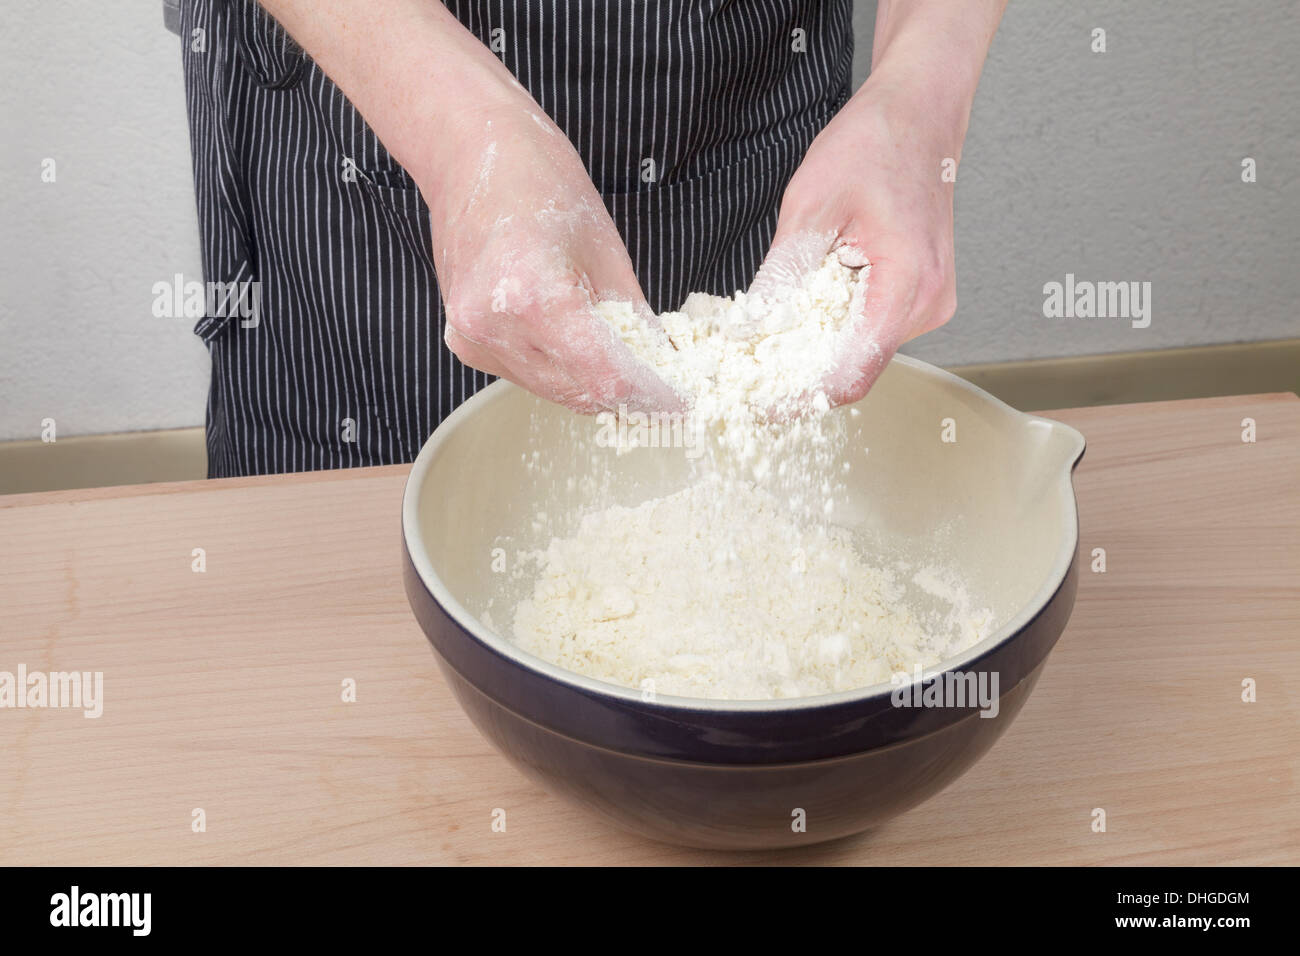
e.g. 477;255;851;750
754;83;961;408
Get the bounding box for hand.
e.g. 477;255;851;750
417;102;682;415
759;85;958;408
257;0;680;416
756;0;1004;408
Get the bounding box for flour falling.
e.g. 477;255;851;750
507;248;994;700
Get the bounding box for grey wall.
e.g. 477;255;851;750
0;1;207;443
1;1;1296;441
855;1;1300;366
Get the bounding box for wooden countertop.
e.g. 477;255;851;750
1;393;1297;866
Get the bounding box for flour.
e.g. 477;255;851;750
595;251;864;465
506;247;994;700
512;477;994;700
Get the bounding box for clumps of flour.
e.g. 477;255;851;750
512;476;994;700
595;251;864;465
506;247;995;701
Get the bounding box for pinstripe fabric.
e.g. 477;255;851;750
179;0;853;477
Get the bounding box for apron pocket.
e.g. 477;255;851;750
229;0;307;90
355;172;432;264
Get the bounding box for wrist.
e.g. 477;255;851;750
406;66;523;194
389;26;530;195
858;0;1003;163
847;63;975;163
263;0;531;197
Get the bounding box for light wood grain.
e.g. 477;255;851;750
1;394;1297;865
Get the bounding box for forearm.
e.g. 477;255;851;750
858;0;1007;159
257;0;529;190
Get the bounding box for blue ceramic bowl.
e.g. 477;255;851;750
402;356;1085;849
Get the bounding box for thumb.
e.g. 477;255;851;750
748;228;837;303
824;255;915;407
567;247;686;415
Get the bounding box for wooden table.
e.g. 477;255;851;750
1;394;1296;866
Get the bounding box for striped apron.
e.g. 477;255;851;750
176;0;854;477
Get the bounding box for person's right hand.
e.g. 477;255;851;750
418;99;682;416
253;0;679;414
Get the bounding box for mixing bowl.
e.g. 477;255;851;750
402;355;1085;849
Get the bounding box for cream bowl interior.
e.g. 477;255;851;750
403;354;1085;709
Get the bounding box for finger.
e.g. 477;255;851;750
564;253;687;415
444;326;512;379
507;347;610;415
447;280;681;416
823;256;916;407
574;230;650;307
748;228;837;303
539;301;686;415
445;308;605;413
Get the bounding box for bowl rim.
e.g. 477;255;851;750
402;354;1085;713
